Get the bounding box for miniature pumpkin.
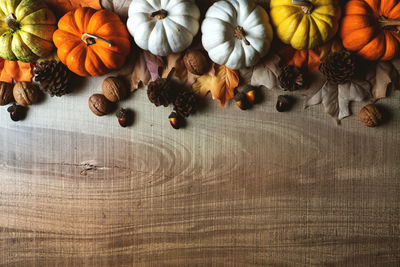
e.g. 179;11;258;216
53;8;131;77
127;0;200;56
0;0;56;62
340;0;400;61
270;0;341;50
201;0;273;70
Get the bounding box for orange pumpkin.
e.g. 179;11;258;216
53;8;131;76
340;0;400;61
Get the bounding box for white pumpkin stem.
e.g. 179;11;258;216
81;33;113;47
292;0;313;14
234;26;250;46
379;17;400;28
151;9;168;20
5;14;20;31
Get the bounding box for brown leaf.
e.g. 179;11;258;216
47;0;101;17
130;51;151;92
251;54;281;89
100;0;131;19
370;61;399;101
162;54;187;84
192;65;239;108
305;74;371;121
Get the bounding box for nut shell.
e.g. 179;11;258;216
102;77;127;103
184;50;210;75
0;82;13;106
89;94;109;116
13;82;39;106
359;104;382;127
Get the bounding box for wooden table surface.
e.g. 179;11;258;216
1;1;400;266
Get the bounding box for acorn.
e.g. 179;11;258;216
276;95;291;112
169;112;181;129
7;103;26;121
244;87;257;105
234;92;249;110
116;108;129;127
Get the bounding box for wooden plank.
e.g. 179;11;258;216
1;0;400;266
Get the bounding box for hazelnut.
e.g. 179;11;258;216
360;104;382;127
102;77;127;102
89;94;109;116
13;82;39;106
0;82;13;106
183;50;210;75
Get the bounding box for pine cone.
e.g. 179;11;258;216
278;65;304;91
34;60;71;97
320;50;356;84
147;70;179;107
174;90;197;117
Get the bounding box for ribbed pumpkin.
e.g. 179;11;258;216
340;0;400;61
0;0;56;62
53;8;131;77
270;0;341;50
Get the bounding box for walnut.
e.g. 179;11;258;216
184;50;210;75
102;77;127;103
13;82;39;106
0;82;13;106
89;94;109;116
359;104;382;127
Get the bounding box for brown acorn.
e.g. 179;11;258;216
116;108;129;127
234;92;249;110
169;112;181;129
244;87;257;105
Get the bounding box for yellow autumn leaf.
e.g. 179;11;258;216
192;65;239;108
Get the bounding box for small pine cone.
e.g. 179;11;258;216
319;50;356;84
278;65;304;91
34;60;71;97
147;77;179;107
174;90;198;118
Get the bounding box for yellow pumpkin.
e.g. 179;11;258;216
270;0;341;50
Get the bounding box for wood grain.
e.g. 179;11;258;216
1;1;400;266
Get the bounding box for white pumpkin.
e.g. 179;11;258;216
127;0;200;56
201;0;273;70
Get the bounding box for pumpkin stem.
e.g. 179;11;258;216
292;0;313;14
234;26;250;46
151;9;168;20
379;17;400;29
5;14;20;32
81;33;113;47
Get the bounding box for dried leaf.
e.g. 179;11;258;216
100;0;131;19
192;75;219;97
46;0;101;17
143;51;165;81
370;61;399;101
305;74;371;121
213;66;239;107
192;65;239;107
0;58;33;83
130;51;151;91
162;54;187;84
237;67;254;92
250;54;281;89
